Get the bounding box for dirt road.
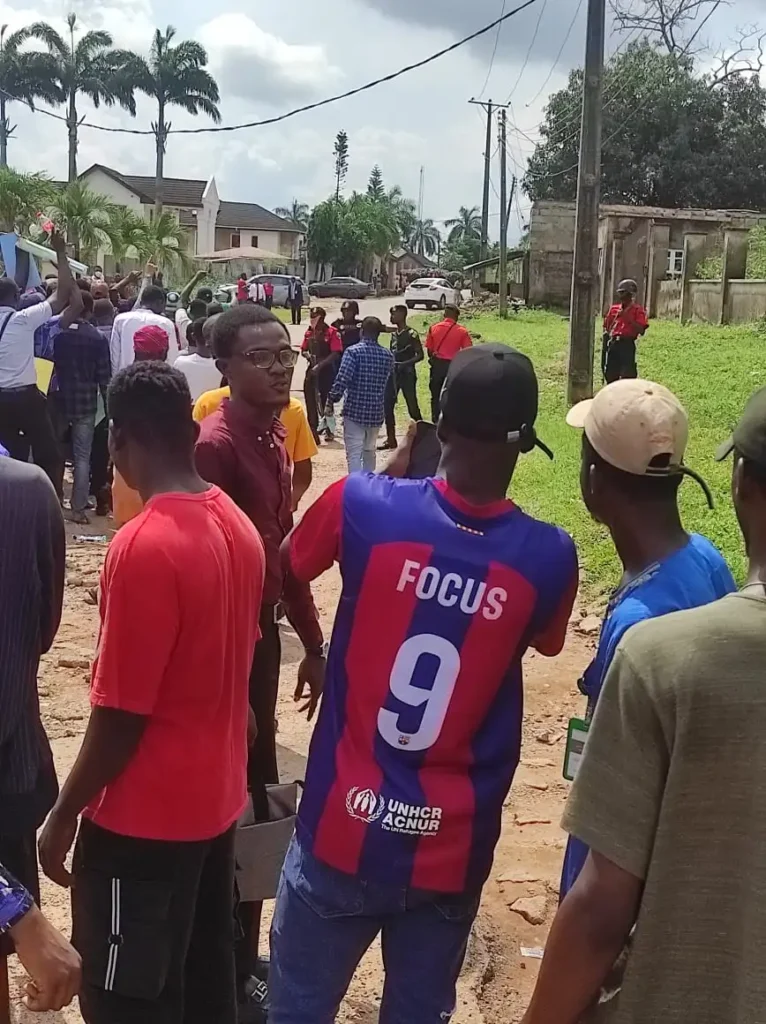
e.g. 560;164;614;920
8;362;596;1023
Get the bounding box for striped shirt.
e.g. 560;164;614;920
0;460;65;818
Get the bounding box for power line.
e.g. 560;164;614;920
505;0;549;102
477;0;508;100
0;0;541;137
525;0;585;108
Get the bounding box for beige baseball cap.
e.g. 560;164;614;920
566;379;687;475
566;379;714;507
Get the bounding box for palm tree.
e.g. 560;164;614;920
131;28;220;213
103;205;147;268
0;166;55;233
0;24;64;168
409;218;441;258
47;180;114;261
274;199;309;228
444;205;482;244
386;185;417;246
134;210;194;277
27;14;140;181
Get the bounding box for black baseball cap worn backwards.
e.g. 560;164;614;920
716;385;766;468
439;343;553;458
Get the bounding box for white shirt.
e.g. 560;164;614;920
248;282;265;303
0;301;54;388
109;308;178;375
173;352;223;402
175;307;191;351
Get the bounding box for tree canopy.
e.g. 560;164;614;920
524;41;766;210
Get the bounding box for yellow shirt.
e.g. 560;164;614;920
193;390;317;465
114;394;317;528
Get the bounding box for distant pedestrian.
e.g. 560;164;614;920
50;290;111;525
287;276;303;325
249;279;266;306
0;230;76;492
602;278;648;383
236;273;249;304
301;307;342;443
329;315;393;473
380;303;424;450
264;279;274;310
331;300;362;351
425;305;472;423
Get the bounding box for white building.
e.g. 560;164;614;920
78;163;305;273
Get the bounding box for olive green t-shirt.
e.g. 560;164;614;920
563;591;766;1024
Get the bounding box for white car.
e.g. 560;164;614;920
404;278;461;310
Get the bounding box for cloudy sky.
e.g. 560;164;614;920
1;0;762;243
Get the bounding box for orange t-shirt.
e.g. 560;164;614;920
425;319;473;361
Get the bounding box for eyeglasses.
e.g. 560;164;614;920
239;348;298;370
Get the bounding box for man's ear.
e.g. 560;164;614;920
215;358;228;377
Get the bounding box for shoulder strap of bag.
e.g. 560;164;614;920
434;320;458;358
0;311;14;344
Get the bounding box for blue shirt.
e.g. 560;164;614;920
329;338;394;427
559;534;736;897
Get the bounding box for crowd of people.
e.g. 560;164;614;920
0;252;764;1024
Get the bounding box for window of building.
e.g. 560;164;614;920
251;235;259;248
230;232;241;247
667;249;685;277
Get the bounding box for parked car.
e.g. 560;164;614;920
247;274;307;307
404;278;461;310
308;276;372;300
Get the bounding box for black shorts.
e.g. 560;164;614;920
602;338;638;383
72;819;237;1024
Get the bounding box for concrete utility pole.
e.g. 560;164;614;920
567;0;606;404
468;98;494;262
498;108;508;318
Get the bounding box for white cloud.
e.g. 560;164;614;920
199;13;342;105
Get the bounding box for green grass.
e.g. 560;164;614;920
399;309;760;601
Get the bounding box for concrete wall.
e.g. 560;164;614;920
727;280;766;322
528;201;576;307
213;228;298;258
656;280;682;319
81;168;142;211
686;280;720;322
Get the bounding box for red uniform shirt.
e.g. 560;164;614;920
236;280;248;303
604;302;648;340
85;487;265;841
425;319;473;361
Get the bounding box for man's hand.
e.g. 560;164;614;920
380;420;418;478
48;229;67;253
294;652;326;721
38;809;78;888
144;260;158;277
10;904;82;1012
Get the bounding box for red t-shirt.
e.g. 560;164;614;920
604;302;648;340
85;487;265;841
425;319;473;361
236;280;248;302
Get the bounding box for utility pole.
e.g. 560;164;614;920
567;0;606;403
498;108;508;318
468;98;494;262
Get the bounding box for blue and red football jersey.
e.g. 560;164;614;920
288;474;578;894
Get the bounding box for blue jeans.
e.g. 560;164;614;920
70;415;96;512
343;419;379;473
269;838;480;1023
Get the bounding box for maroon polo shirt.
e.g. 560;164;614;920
195;398;322;648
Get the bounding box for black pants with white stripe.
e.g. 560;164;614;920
72;819;237;1023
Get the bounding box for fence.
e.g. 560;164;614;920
657;277;766;323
